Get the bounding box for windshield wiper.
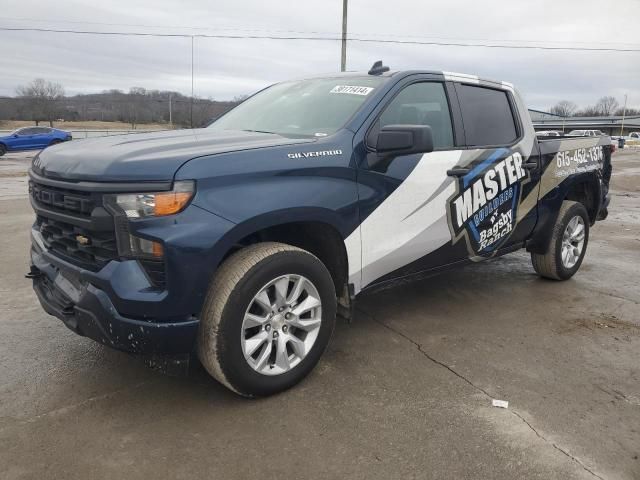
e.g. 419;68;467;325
241;129;275;135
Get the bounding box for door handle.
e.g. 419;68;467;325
523;161;538;170
446;167;470;177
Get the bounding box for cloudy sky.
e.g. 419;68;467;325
2;0;640;110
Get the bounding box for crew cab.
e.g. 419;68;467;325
28;62;612;396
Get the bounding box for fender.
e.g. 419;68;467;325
207;206;351;266
526;171;602;254
127;206;350;319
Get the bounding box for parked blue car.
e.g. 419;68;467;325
0;126;72;156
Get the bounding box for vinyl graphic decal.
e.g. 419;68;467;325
447;148;529;257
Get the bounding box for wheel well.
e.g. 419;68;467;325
225;221;348;296
565;180;599;224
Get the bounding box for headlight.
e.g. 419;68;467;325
104;180;195;260
105;180;195;218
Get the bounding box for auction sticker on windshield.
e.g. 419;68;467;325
330;85;374;95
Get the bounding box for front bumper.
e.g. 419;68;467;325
30;239;199;356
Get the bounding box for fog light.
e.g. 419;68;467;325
125;233;163;259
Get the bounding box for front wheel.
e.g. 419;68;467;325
531;200;589;280
197;242;337;397
0;144;6;156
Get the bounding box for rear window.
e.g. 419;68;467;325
457;85;518;146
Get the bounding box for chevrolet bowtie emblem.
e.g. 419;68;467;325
76;235;90;246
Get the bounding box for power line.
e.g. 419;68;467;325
4;16;640;48
0;16;339;36
1;26;640;52
348;37;640;52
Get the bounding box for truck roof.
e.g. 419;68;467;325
298;66;514;92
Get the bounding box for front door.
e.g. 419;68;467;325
354;79;468;288
14;128;37;149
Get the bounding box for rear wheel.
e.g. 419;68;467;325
197;242;336;397
531;200;589;280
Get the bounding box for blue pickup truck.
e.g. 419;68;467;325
28;62;612;396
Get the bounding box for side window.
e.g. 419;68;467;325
19;128;36;136
377;82;454;149
456;85;518;146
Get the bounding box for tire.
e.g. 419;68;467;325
0;144;6;157
197;242;337;397
531;200;590;280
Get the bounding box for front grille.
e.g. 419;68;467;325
29;181;95;217
31;179;167;289
37;216;118;271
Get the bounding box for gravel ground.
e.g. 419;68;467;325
0;148;638;480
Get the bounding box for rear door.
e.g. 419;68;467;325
446;82;540;256
32;127;52;148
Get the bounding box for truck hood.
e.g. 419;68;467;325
34;128;314;182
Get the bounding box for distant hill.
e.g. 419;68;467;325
0;88;241;128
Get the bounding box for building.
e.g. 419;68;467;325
528;109;640;136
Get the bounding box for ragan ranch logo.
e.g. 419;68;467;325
449;152;527;255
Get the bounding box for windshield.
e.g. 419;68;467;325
208;76;386;137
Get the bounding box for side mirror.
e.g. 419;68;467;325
368;125;434;170
13;134;19;138
376;124;434;156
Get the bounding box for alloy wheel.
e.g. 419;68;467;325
241;274;322;375
561;215;586;269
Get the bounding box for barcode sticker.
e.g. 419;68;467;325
330;85;374;96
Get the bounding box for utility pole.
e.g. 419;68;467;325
341;0;348;72
190;35;194;129
169;92;173;128
620;94;627;137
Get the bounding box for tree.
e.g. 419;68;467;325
16;78;65;126
126;87;147;128
595;96;619;116
614;107;640;117
549;100;577;117
575;105;600;117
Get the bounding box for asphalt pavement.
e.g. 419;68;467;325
1;149;639;479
